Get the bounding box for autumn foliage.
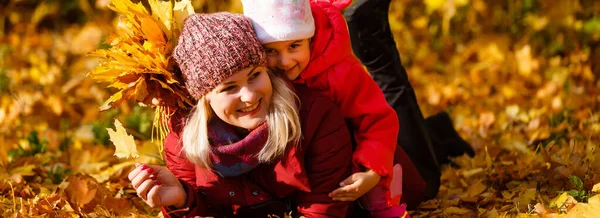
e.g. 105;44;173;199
0;0;599;217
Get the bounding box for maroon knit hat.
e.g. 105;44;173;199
173;12;267;99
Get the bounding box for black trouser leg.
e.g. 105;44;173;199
344;0;441;200
425;112;476;164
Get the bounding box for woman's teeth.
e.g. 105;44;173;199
239;102;259;112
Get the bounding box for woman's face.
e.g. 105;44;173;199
206;66;272;130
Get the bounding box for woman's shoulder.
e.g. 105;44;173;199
293;83;337;112
167;108;191;132
292;83;346;139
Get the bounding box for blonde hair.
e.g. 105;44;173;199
181;71;301;169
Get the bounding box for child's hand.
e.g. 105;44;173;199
328;169;381;201
128;163;187;208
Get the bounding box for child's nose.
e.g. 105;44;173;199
278;55;294;69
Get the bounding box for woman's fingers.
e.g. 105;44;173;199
136;178;157;199
145;182;162;207
131;166;155;189
128;164;144;181
129;164;168;208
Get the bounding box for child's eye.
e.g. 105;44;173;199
290;43;300;49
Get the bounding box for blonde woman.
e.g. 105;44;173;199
128;12;353;217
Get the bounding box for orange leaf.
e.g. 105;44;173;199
64;175;98;208
140;16;166;47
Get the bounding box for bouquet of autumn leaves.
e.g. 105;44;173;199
88;0;195;149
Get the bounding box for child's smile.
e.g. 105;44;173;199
263;39;311;80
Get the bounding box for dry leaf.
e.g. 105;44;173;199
466;180;488;197
63;175;98;208
107;119;139;159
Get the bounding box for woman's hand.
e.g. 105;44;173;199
128;163;187;208
328;169;381;201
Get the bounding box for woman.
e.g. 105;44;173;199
128;12;353;217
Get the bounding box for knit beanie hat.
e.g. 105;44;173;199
241;0;315;44
173;12;267;100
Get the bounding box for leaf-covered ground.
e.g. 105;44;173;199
1;0;599;217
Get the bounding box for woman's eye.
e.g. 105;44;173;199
249;72;261;79
265;49;277;55
220;86;235;92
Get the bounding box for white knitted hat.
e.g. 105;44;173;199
242;0;315;44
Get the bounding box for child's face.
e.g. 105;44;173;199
263;39;311;80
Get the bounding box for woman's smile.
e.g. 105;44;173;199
237;99;261;115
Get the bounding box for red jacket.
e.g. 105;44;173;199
297;1;399;187
161;84;353;218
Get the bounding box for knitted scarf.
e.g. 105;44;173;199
208;118;269;177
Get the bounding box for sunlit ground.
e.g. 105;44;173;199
1;0;599;217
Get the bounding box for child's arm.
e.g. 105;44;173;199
325;58;400;200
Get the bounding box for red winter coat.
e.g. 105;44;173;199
296;1;399;187
161;84;353;218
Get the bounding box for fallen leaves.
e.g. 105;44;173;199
1;0;599;217
406;2;599;213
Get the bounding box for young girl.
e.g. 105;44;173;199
242;0;424;216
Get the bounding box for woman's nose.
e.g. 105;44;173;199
239;86;258;103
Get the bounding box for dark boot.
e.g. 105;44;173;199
425;112;475;166
344;0;441;200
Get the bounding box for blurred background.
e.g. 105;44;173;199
0;0;599;217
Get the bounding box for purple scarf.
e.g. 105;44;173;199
207;118;269;177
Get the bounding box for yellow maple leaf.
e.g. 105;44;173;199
106;119;139;159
